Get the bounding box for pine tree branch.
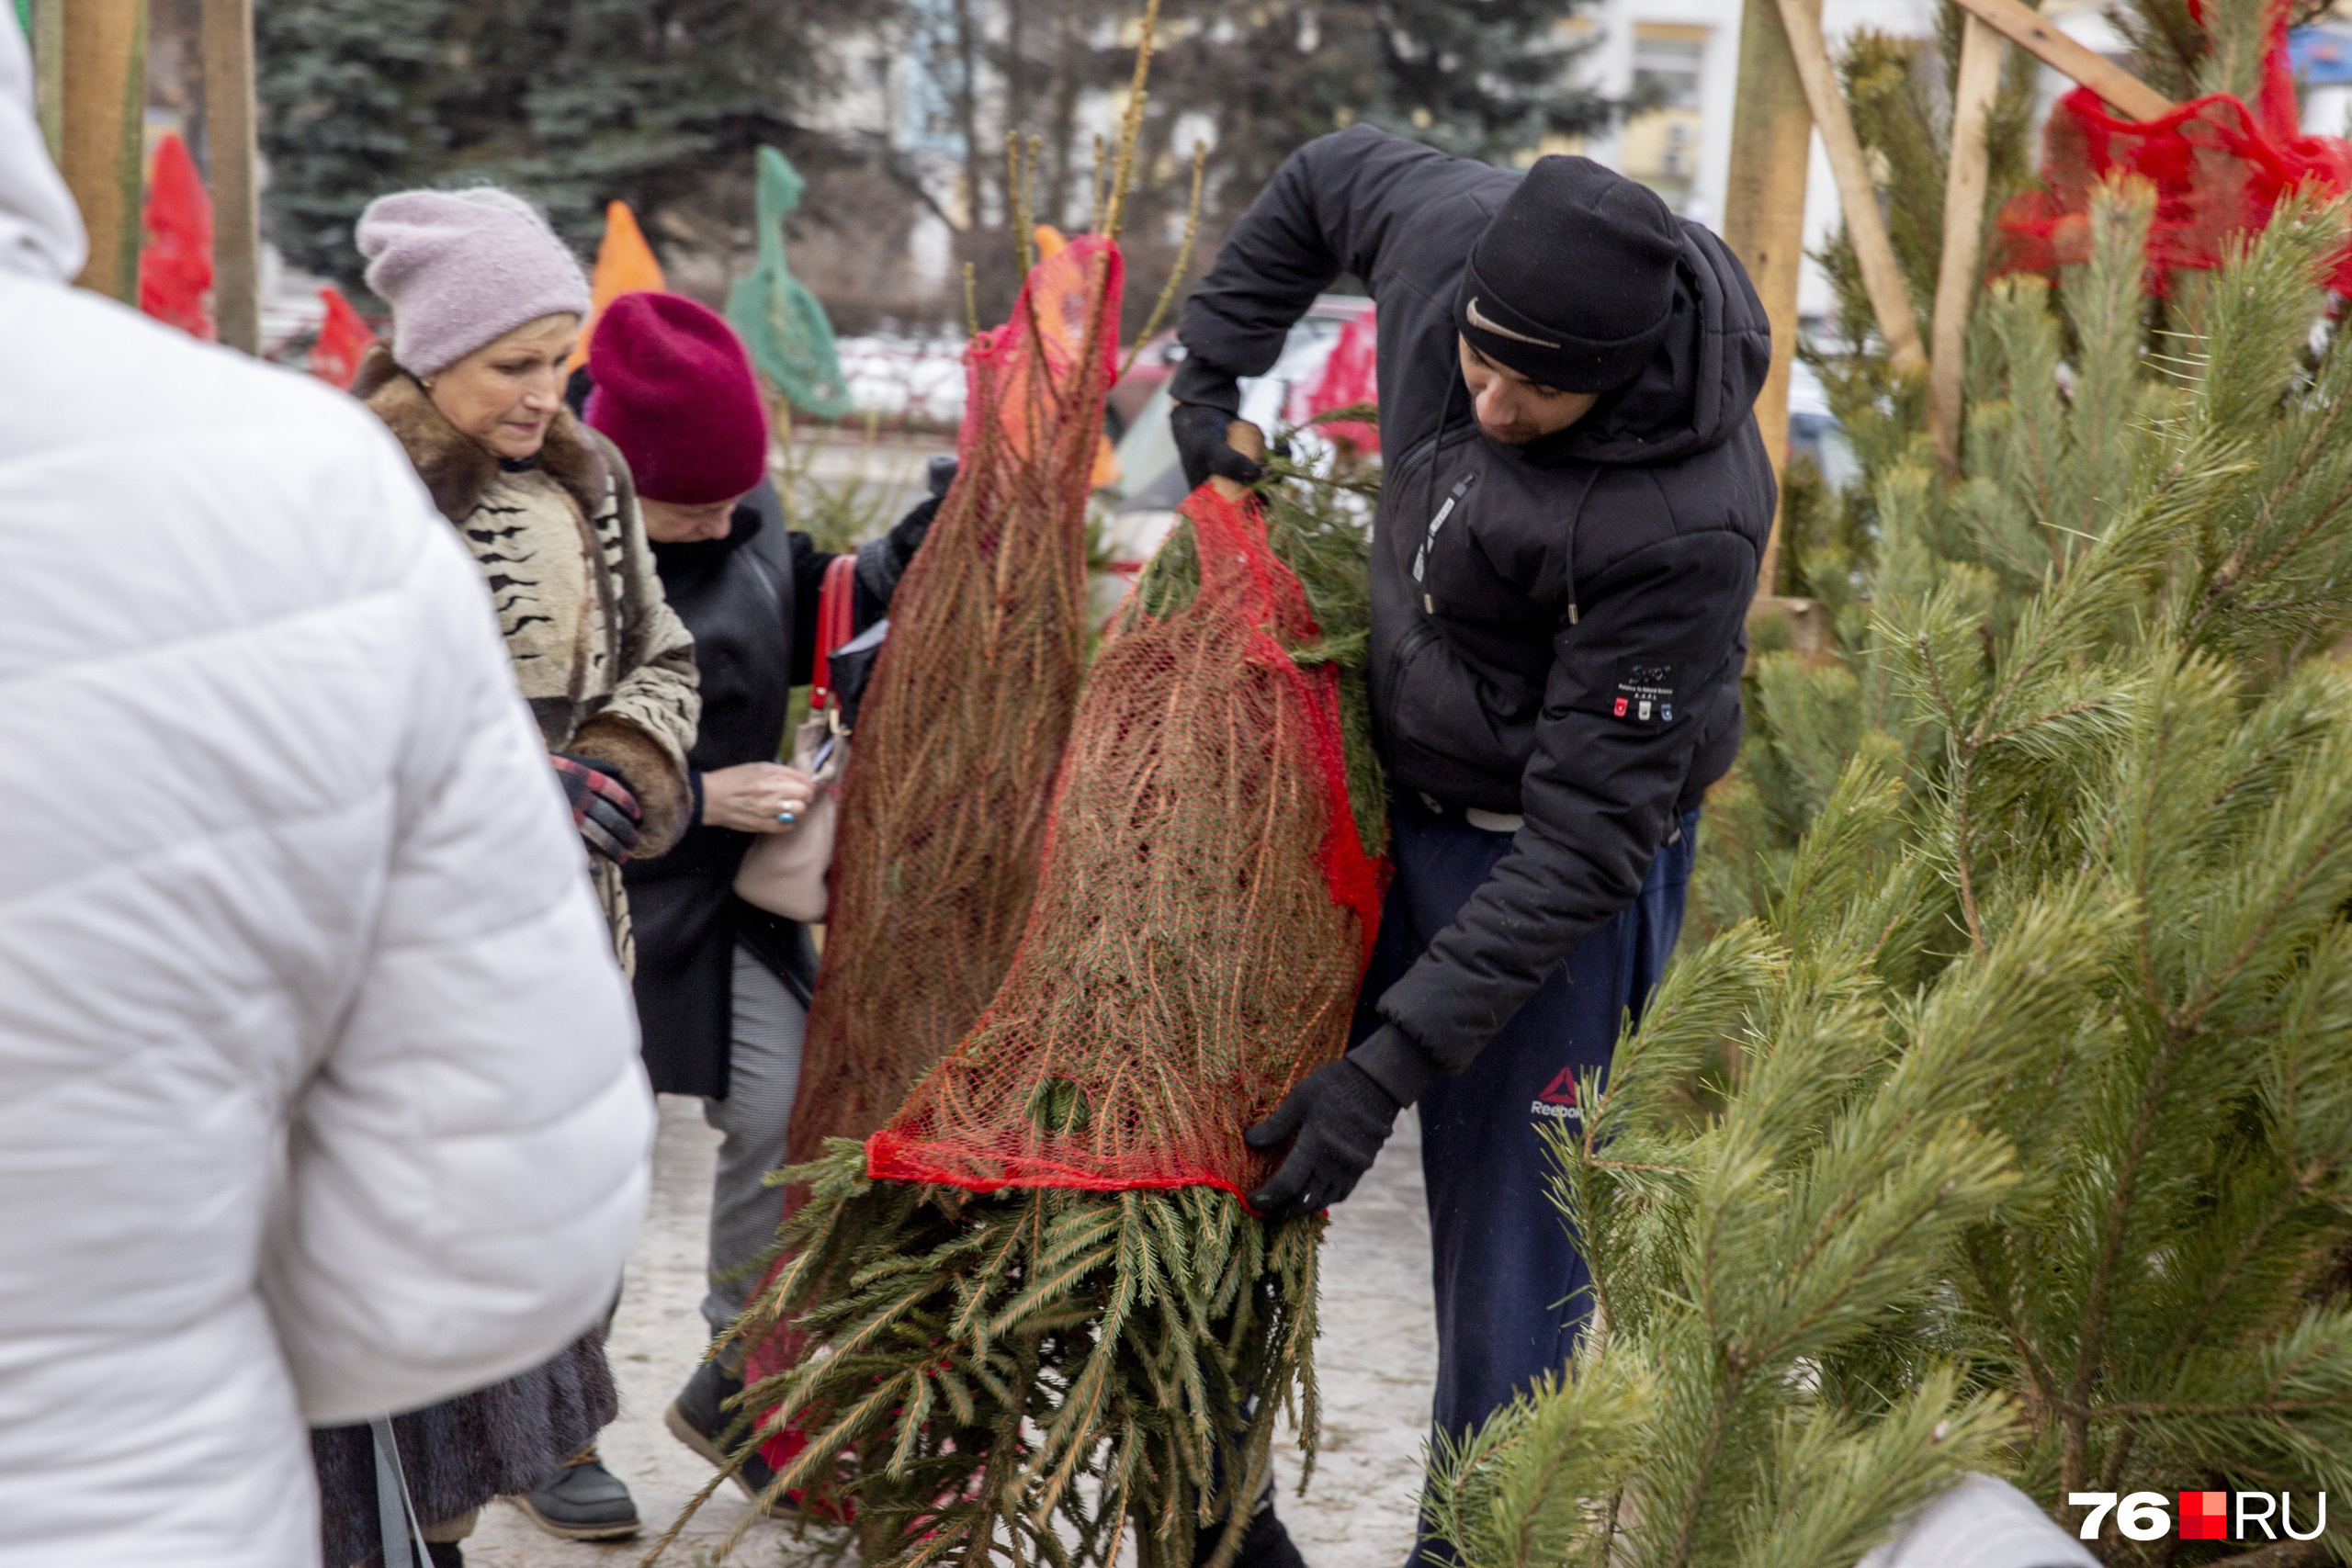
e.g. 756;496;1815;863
1665;1379;1747;1568
2064;1017;2195;1492
1756;1174;1963;1369
1913;631;1989;956
2072;1389;2352;1419
2097;1169;2318;1493
1978;697;2121;749
2181;395;2352;648
2170;813;2352;1040
1962;1231;2064;1420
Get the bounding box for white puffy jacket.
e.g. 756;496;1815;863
0;22;654;1566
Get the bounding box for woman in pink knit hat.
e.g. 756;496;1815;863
584;289;943;1514
307;186;702;1562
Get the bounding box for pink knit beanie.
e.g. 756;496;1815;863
585;293;769;505
356;187;593;376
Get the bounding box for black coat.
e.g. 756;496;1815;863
625;486;933;1098
1176;125;1775;1073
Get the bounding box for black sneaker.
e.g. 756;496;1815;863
510;1449;640;1540
664;1357;785;1508
1195;1503;1307;1568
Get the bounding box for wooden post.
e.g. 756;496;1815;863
1721;0;1815;598
61;0;147;302
1950;0;2173;119
1772;0;1926;375
1927;15;2005;472
201;0;259;353
30;0;63;161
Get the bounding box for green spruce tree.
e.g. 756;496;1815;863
257;0;871;291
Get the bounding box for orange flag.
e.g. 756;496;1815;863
138;133;214;341
1029;224;1121;490
311;286;378;391
568;200;667;370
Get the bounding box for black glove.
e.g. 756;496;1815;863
1171;400;1264;493
1244;1057;1403;1220
551;752;642;863
926;454;958;499
856;492;940;619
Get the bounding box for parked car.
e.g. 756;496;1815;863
1100;296;1375;572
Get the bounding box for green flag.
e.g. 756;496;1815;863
726;146;852;418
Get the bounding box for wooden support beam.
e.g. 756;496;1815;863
1722;0;1815;598
1772;0;1927;376
1928;14;2005;472
201;0;259;353
1949;0;2174;120
61;0;147;302
30;0;63;161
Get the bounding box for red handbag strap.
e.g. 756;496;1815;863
809;554;860;711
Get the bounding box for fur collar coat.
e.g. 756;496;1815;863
359;345;700;970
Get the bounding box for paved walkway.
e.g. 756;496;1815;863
461;1098;1437;1568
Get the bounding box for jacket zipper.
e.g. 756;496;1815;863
1411;472;1477;589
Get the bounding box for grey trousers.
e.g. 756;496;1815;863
700;942;808;1337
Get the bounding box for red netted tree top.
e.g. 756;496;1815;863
868;479;1385;1201
1996;2;2352;292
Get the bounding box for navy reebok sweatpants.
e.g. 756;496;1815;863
1356;800;1695;1568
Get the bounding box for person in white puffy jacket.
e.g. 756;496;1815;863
0;17;654;1568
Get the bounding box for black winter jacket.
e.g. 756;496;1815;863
1176;125;1774;1076
624;484;931;1098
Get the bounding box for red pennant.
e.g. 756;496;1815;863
137;132;215;341
310;286;378;391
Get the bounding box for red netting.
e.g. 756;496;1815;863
1994;6;2352;292
747;238;1121;1411
865;479;1385;1201
784;235;1123;1168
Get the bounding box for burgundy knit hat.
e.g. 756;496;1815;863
585;292;769;504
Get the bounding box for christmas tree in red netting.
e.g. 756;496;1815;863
695;468;1389;1568
1995;0;2352;292
737;240;1122;1433
782;235;1123;1173
868;478;1384;1198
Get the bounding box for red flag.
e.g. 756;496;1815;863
311;286;378;391
312;291;380;394
137;132;215;340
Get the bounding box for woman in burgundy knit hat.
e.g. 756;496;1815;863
586;291;942;1508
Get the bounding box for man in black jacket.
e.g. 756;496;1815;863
1174;125;1773;1566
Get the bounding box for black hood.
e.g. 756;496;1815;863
1528;220;1770;470
650;504;764;572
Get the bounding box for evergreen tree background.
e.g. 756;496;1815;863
254;0;1613;323
256;0;873;298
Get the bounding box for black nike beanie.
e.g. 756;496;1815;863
1454;155;1685;393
